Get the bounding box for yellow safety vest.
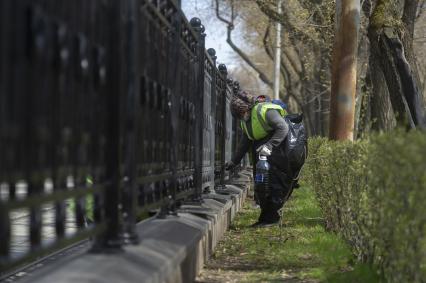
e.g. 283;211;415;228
241;102;287;140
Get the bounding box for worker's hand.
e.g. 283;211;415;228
256;144;272;157
225;161;236;171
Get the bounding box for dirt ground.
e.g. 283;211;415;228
195;254;317;283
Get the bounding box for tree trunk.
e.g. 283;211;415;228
329;0;361;140
368;27;408;126
401;0;426;127
368;51;396;131
319;48;331;138
368;0;426;129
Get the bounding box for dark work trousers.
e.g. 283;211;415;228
251;143;294;223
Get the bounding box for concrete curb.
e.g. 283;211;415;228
17;173;251;283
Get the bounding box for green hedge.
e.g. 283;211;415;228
304;131;426;282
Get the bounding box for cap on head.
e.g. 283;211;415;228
255;95;271;103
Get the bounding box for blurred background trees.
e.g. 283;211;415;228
183;0;426;138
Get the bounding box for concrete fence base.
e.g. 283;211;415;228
14;171;251;283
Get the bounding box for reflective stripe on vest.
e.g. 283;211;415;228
241;120;254;140
241;102;287;141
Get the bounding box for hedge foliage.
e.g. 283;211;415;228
304;131;426;282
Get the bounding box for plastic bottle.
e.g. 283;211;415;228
255;155;270;190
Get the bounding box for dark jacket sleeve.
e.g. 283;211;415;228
231;133;252;165
264;109;289;148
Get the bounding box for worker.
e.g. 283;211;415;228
226;91;294;227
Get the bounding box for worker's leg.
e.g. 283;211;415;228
255;185;269;222
262;167;293;223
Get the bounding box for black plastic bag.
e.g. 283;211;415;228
284;113;308;180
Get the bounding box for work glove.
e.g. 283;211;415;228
225;161;236;171
293;181;300;189
256;144;272;157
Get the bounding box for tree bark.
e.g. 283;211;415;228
369;51;396;131
354;26;370;137
368;0;426;129
329;0;361;140
401;0;426;126
356;69;372;139
369;27;408;126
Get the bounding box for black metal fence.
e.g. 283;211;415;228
0;0;243;276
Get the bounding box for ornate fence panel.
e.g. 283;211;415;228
0;0;121;275
0;0;243;276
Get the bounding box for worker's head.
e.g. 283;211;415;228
231;93;252;121
237;90;254;105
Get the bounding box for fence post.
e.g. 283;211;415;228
190;18;206;202
157;4;182;218
94;0;123;251
218;64;228;187
121;0;139;244
0;201;10;264
207;48;217;193
231;80;241;176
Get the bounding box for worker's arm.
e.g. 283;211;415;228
231;133;252;165
264;109;289;149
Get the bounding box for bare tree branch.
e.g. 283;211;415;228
215;0;273;86
403;0;420;37
226;27;273;86
214;0;300;104
214;0;316;113
214;0;233;26
263;21;274;59
255;0;322;48
282;48;303;76
416;0;426;19
261;21;305;107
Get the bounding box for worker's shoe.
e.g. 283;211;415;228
250;219;279;228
